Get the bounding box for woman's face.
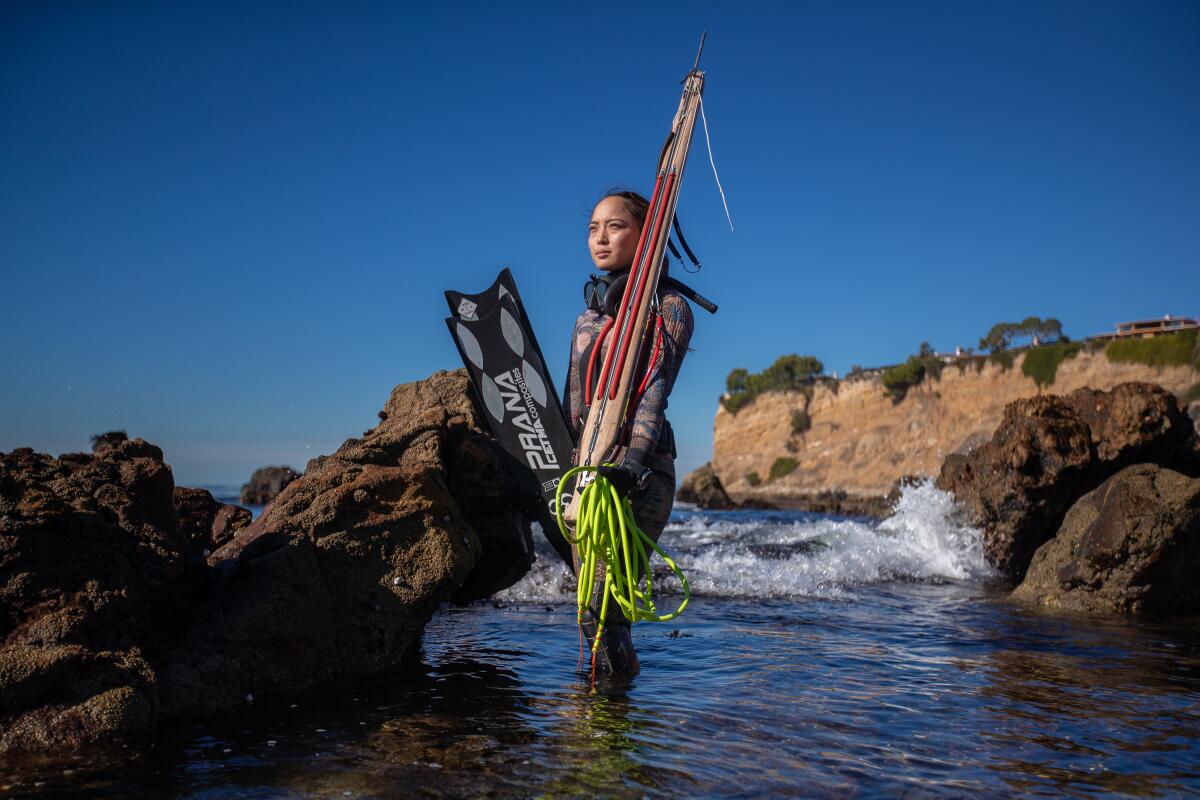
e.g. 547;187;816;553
588;197;643;272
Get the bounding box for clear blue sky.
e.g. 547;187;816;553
3;1;1198;486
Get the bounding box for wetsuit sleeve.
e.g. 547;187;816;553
624;292;694;467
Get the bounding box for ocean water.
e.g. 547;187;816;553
6;483;1200;798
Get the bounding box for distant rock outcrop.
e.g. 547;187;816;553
172;486;252;557
0;369;533;755
677;463;736;509
936;383;1198;581
1012;464;1200;616
89;430;129;454
239;465;300;505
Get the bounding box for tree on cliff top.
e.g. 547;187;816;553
761;354;824;389
980;317;1064;352
722;354;825;414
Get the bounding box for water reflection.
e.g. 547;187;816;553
6;587;1200;797
969;607;1200;797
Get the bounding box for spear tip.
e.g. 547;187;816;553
693;31;707;71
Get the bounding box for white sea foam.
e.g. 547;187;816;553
494;480;991;604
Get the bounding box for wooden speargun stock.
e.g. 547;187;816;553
563;38;706;524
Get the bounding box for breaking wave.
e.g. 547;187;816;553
493;480;991;604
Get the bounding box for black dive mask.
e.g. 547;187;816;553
583;271;630;317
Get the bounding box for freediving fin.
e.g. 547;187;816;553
444;269;576;567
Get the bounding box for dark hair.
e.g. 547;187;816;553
598;188;650;228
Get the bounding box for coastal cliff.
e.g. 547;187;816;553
711;349;1200;512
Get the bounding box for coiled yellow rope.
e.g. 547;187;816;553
555;464;690;659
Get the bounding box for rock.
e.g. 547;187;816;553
1012;464;1200;615
172;486;252;558
0;439;188;753
1064;383;1195;468
680;461;894;517
936;396;1094;580
0;370;533;755
159;369;533;722
1189;400;1200;435
937;382;1198;582
768;489;891;517
239;466;300;505
89;430;129;454
676;463;735;509
210;504;252;550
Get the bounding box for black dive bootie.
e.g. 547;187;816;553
579;607;640;679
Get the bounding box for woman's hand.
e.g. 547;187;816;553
596;462;651;499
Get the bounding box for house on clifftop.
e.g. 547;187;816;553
1091;315;1199;342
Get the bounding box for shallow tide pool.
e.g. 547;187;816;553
7;488;1200;798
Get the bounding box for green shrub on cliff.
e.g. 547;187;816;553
989;350;1016;371
769;457;798;481
791;409;811;435
1105;329;1198;369
746;472;761;487
1021;341;1083;388
881;352;944;400
881;358;925;397
721;392;755;415
722;355;825;414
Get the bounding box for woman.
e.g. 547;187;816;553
562;189;695;676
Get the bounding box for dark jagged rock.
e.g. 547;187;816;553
1013;464;1200;616
677;463;736;509
0;370;533;755
210;504;251;550
1064;384;1196;469
936;396;1093;581
89;430;128;454
239;466;300;506
0;439;187;754
172;487;252;557
162;369;534;722
937;382;1198;582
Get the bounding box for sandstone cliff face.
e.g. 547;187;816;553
712;350;1198;509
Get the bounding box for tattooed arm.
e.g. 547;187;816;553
623;291;694;467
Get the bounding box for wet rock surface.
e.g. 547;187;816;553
239;466;301;505
677;463;736;509
0;369;532;755
1013;464;1200;616
937;382;1199;582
